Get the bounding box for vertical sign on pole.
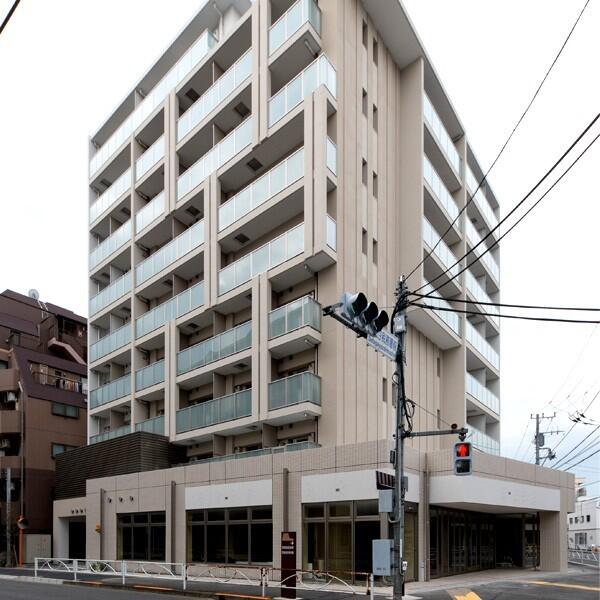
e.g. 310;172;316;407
280;531;297;599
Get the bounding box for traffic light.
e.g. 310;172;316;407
453;441;472;476
340;292;389;335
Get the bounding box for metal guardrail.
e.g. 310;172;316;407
568;548;600;567
34;558;384;597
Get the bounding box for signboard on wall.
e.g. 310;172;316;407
280;531;297;599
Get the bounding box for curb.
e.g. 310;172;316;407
0;574;63;585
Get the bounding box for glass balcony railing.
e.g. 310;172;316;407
136;281;204;339
465;321;500;369
135;415;165;435
326;215;337;251
423;155;459;221
269;55;336;127
90;323;131;363
90;424;131;445
178;50;252;142
269;296;321;339
176;321;252;376
187;440;319;465
420;282;461;335
466;166;499;229
89;271;132;317
423;94;461;176
422;218;459;277
465;219;500;282
135;220;204;286
465;271;500;326
136;135;165;181
90;30;217;178
219;223;304;295
90;168;131;224
269;0;321;55
89;220;131;270
468;425;500;455
135;191;164;234
89;373;131;409
219;148;304;232
135;359;165;391
176;388;252;433
177;118;253;201
326;137;337;175
269;372;321;411
466;372;500;415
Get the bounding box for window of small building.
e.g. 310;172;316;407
118;512;166;561
51;443;76;458
52;402;79;419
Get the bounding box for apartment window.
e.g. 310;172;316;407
372;172;378;198
373;39;378;65
362;20;367;48
186;506;272;564
52;402;79;419
569;517;573;524
0;361;7;370
362;89;368;117
372;240;378;265
362;229;368;255
362;159;367;186
51;443;76;459
373;105;378;132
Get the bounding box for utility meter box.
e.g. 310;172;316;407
372;539;393;576
378;489;393;513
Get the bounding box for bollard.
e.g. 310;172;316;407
122;560;126;585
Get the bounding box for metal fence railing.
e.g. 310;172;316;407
568;548;600;568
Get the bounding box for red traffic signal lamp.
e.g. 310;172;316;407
453;441;472;476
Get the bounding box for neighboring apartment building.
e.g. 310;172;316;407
568;496;600;550
54;0;573;580
0;289;87;562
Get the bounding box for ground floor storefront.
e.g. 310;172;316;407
53;441;574;581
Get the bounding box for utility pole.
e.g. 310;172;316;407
5;468;11;567
530;413;559;465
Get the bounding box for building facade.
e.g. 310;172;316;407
54;0;573;579
568;496;599;550
0;289;87;563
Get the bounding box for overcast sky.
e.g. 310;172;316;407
0;1;598;494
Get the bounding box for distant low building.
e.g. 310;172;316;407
568;496;600;550
0;290;87;563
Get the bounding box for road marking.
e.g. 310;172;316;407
454;592;482;600
521;580;600;592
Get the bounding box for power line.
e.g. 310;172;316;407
577;479;600;488
423;124;600;295
553;426;600;468
560;446;600;471
405;0;592;282
0;0;21;37
409;302;600;324
558;438;600;470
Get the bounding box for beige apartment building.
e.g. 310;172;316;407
54;0;573;580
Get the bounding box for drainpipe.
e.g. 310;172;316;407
282;468;289;532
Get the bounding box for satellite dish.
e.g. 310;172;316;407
28;289;40;301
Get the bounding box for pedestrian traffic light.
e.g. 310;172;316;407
340;292;389;335
453;441;472;476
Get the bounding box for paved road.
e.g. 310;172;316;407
416;570;600;599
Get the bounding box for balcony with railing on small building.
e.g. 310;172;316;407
268;295;321;357
465;219;500;286
135;414;165;435
465;320;499;373
466;372;499;416
135;360;165;394
466;165;499;235
30;369;87;396
465;270;500;328
423;155;461;239
467;423;500;456
89;373;131;411
90;323;131;364
422;218;461;295
264;371;321;426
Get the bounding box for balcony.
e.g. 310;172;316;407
90;323;131;363
187;441;319;465
136;135;165;181
177;321;252;377
135;191;164;235
136;282;204;339
268;296;321;357
269;0;321;56
178;50;252;142
89;373;131;410
0;368;19;393
177;118;253;202
135;415;165;435
466;166;499;231
90;424;131;445
423;94;461;178
90;29;217;178
408;282;461;350
466;372;499;415
90;168;131;224
465;321;499;371
219;148;304;232
135;220;204;287
135;360;165;392
465;271;500;327
268;55;336;128
89;220;131;271
468;425;500;455
423;155;459;224
465;220;500;284
90;271;132;317
0;410;21;434
326;137;337;176
267;372;321;423
176;388;251;434
326;215;337;251
218;224;304;295
422;218;459;278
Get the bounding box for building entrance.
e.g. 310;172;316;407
68;520;86;559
